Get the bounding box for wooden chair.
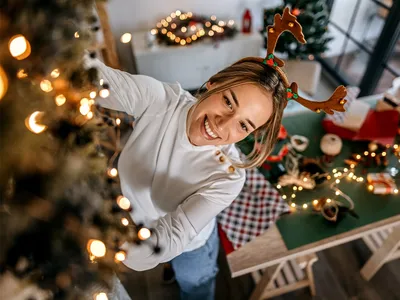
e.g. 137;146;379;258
249;254;318;300
360;226;400;281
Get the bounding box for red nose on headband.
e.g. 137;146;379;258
263;7;347;115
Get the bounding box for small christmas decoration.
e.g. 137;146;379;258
151;11;238;47
242;9;252;33
320;133;343;166
367;173;398;195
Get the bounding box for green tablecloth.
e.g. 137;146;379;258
275;111;400;250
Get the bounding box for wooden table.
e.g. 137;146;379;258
228;106;400;298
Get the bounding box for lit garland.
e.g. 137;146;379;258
276;141;399;221
276;167;359;212
345;142;399;168
150;10;238;46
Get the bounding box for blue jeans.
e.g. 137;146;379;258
171;224;219;300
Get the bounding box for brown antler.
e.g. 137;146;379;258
288;82;347;115
266;7;306;67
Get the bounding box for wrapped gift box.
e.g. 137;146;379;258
367;173;398;195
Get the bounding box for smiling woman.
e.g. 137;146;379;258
188;57;287;168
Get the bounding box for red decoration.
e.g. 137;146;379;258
292;8;301;16
242;9;252;33
287;91;293;99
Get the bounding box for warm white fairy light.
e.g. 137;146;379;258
394;144;398;149
293;186;298;191
166;16;172;22
175;10;181;16
180;39;186;46
303;204;308;209
9;35;31;60
86;111;94;119
364;151;369;156
394;188;399;194
25;111;47;134
115;251;126;262
344;168;348;172
335;191;340;195
368;185;374;191
332;169;337;173
211;15;217;21
282;195;287;199
120;33;132;43
276;184;281;189
350;163;356;169
89;91;97;99
150;29;158;35
121;218;129;226
171;12;176;18
326;198;332;203
381;152;386;157
138;227;151;240
107;168;118;177
303;177;308;182
335;179;340;184
0;65;8;100
74;32;80;38
313;200;319;205
352;175;357;180
298;186;303;191
99;88;110;98
290;203;296;208
117;196;131;210
208;30;215;36
291;193;296;198
116;118;121;126
55;94;66;106
40;79;53;92
171;23;177;29
17;69;28;79
228;20;235;26
357;177;363;182
161;28;167;34
218;20;225;26
87;239;106;258
94;292;108;300
371;152;376;157
181;26;187;33
99;79;104;86
80;104;90;116
51;69;60;78
187;12;193;17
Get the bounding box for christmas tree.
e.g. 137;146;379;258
263;0;332;59
0;1;153;298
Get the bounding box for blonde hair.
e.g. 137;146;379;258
195;57;287;169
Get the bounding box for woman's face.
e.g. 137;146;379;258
187;83;273;146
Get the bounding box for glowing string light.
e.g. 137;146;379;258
25;111;47;134
9;35;31;60
0;65;8;100
117;196;131;210
138;227;151;240
87;239;106;258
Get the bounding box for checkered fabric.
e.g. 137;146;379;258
217;167;290;250
325;86;360;124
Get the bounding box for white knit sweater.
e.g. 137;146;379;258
87;58;245;271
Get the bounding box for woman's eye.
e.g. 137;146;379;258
224;96;233;110
240;121;248;133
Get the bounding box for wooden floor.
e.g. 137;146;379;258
119;238;400;300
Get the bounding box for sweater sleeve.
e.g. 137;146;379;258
122;170;246;271
84;57;171;118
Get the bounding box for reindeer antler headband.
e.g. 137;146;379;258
264;7;347;114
